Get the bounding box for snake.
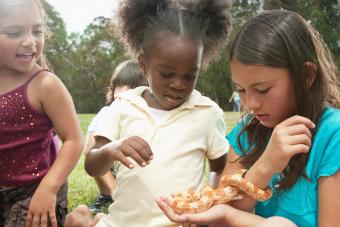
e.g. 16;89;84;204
171;169;272;214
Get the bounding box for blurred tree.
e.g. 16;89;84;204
68;17;126;113
41;0;71;82
264;0;340;67
198;0;262;110
42;0;338;112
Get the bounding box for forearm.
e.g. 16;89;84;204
40;139;83;193
230;161;274;211
225;206;265;227
85;146;116;177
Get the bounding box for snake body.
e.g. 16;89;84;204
172;169;272;214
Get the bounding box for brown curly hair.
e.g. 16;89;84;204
115;0;233;68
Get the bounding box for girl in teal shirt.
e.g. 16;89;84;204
157;10;340;227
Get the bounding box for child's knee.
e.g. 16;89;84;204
76;205;92;215
257;216;297;227
65;205;93;227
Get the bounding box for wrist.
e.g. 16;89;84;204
246;163;275;190
223;205;236;226
40;177;60;194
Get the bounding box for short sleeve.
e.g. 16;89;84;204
87;106;109;133
317;127;340;179
226;119;249;156
93;101;121;141
206;113;229;160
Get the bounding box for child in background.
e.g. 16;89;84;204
228;90;240;112
157;10;340;227
85;59;148;214
65;0;232;226
0;0;83;226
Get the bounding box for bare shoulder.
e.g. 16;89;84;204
32;71;70;99
28;70;70;111
34;71;64;89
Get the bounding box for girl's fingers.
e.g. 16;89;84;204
290;144;310;155
155;198;188;223
124;144;148;167
131;137;154;160
49;210;58;227
114;152;134;168
31;214;40;227
285;124;312;138
129;143;153;163
40;213;48;227
25;212;32;227
282;115;315;128
289;134;312;148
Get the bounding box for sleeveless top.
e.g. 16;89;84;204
0;70;57;187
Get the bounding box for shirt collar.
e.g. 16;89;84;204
117;86;215;110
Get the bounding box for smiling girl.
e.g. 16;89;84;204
0;0;83;226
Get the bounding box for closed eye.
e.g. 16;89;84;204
183;74;196;81
33;30;44;36
257;88;270;94
6;31;21;37
160;72;174;78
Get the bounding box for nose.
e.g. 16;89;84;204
170;78;186;90
21;32;35;47
243;93;261;112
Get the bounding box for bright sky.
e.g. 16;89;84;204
47;0;119;34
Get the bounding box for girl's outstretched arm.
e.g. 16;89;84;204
26;71;83;227
85;135;153;176
156;197;265;226
156;197;297;227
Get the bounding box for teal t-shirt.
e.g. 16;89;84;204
227;106;340;227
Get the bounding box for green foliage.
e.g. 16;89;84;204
42;0;339;113
264;0;340;67
197;49;233;110
41;0;71;78
66;17;127;113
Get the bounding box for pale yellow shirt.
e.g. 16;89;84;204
94;86;229;227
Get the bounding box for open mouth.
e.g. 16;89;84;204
165;94;182;103
16;52;35;64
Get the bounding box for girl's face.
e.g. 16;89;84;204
139;32;203;110
230;59;296;128
0;1;44;74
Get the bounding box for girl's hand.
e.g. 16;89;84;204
25;183;57;227
100;136;153;168
258;115;315;175
156;197;233;225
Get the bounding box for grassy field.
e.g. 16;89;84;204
68;112;242;211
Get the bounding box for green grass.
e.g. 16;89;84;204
68;112;241;211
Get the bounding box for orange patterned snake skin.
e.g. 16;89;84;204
172;169;273;214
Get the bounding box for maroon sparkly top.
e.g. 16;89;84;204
0;70;57;187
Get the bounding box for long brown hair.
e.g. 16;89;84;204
229;10;340;190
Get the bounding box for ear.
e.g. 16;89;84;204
138;53;147;74
303;61;317;88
